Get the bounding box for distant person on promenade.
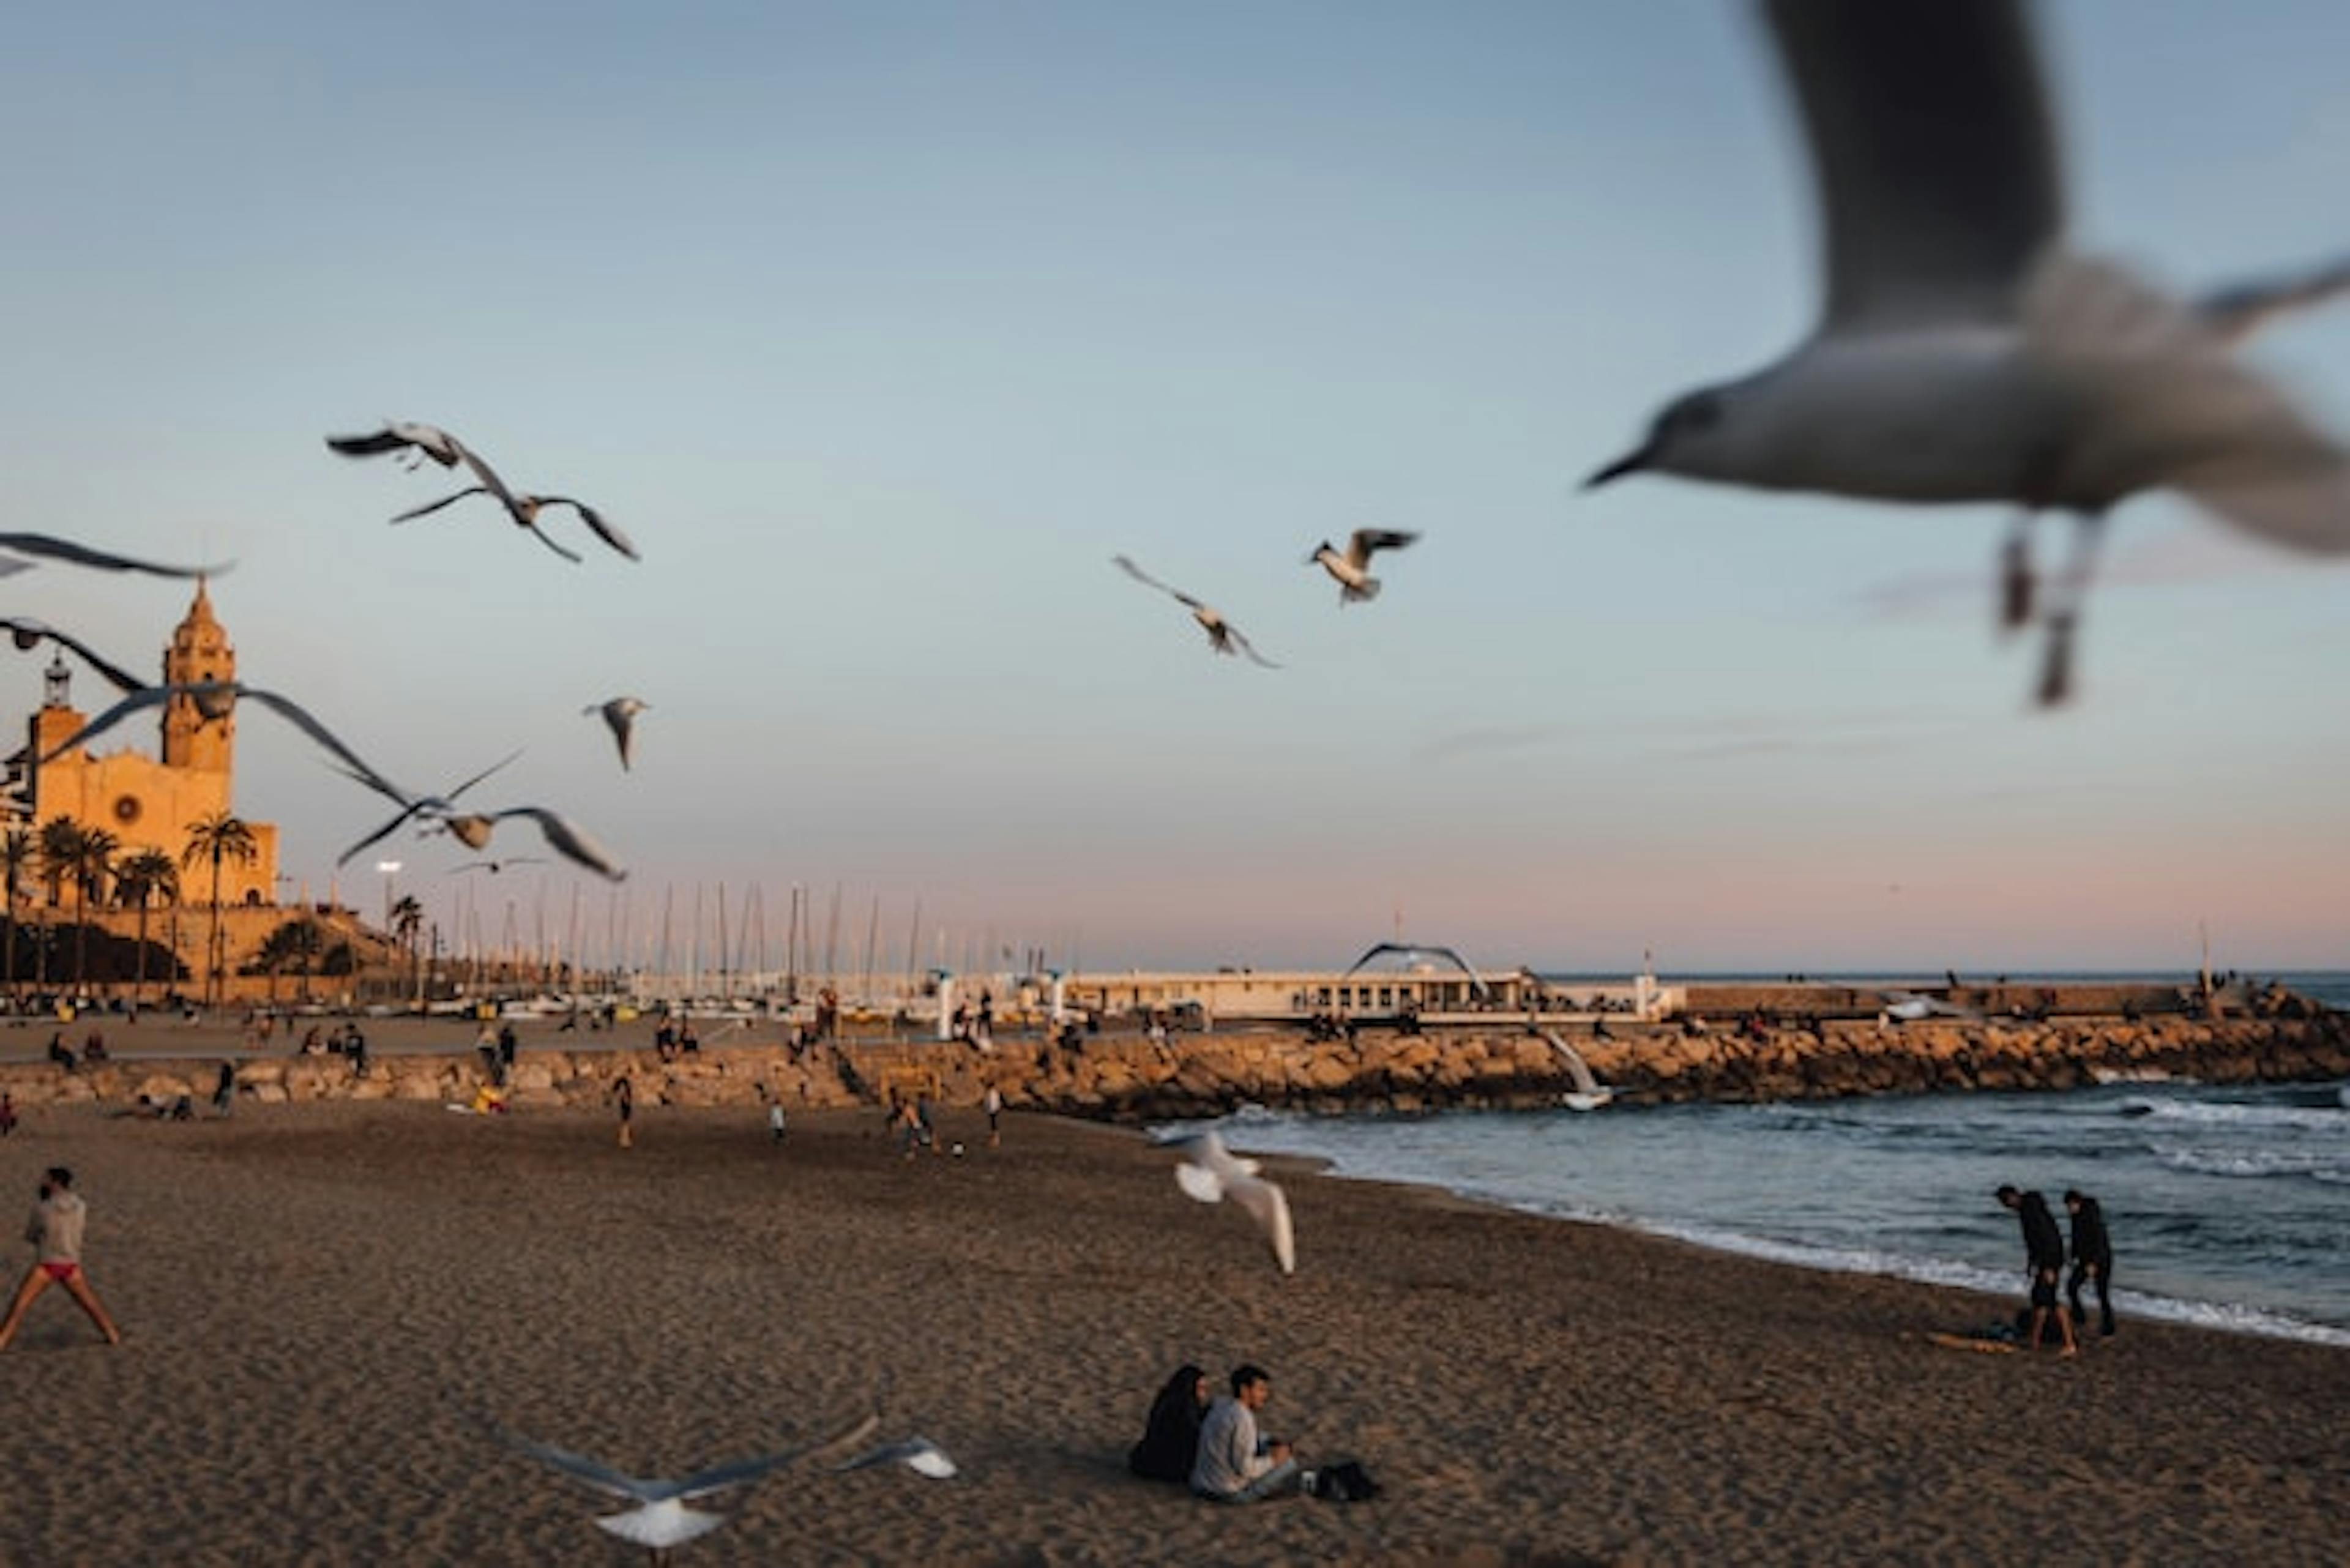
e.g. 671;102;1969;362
611;1073;635;1149
2064;1189;2116;1338
47;1034;75;1073
0;1167;122;1352
212;1062;236;1118
1996;1185;2076;1357
1192;1364;1302;1502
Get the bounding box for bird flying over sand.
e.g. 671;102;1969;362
0;617;144;695
40;681;387;788
0;533;229;580
586;697;649;770
1306;529;1419;605
832;1439;959;1480
504;1408;879;1560
330;420;640;563
1172;1129;1296;1275
1584;0;2350;706
1111;556;1280;668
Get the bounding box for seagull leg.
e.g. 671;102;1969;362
2034;510;2108;708
1998;512;2037;635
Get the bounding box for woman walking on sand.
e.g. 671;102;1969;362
0;1167;122;1351
611;1072;635;1149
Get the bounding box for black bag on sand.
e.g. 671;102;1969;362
1310;1459;1382;1503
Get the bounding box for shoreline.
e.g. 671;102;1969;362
1;1102;2344;1562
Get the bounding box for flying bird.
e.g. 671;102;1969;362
0;617;144;695
39;681;387;786
326;420;466;470
1171;1129;1295;1275
435;806;629;883
586;697;649;770
503;1408;878;1563
1535;1028;1614;1112
330;420;640;562
332;752;521;868
1306;529;1420;604
0;533;229;580
1585;0;2350;706
1878;989;1987;1026
450;857;546;875
1111;556;1280;668
832;1439;958;1480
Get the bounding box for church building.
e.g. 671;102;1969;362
22;581;280;906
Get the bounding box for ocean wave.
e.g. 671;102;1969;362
2121;1098;2348;1131
2150;1144;2350;1182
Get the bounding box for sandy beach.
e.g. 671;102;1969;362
0;1097;2343;1566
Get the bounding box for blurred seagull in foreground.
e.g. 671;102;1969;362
329;420;640;562
1112;556;1280;668
0;533;229;580
1586;0;2350;706
586;696;649;770
832;1438;959;1480
1171;1129;1296;1275
504;1409;878;1564
0;617;144;695
333;752;522;868
1306;529;1420;605
434;806;629;883
40;681;385;785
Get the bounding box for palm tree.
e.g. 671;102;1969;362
391;894;424;1009
115;849;181;1006
69;826;119;991
35;818;83;995
182;812;258;1009
2;828;34;997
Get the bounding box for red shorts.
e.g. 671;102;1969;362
40;1262;78;1283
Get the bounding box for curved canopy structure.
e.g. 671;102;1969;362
1339;942;1494;1002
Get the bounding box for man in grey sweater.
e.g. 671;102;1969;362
1191;1364;1304;1502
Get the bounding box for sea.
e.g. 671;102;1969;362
1162;971;2350;1346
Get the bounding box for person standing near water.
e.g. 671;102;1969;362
983;1085;1003;1149
611;1073;635;1149
0;1168;122;1351
1996;1185;2076;1357
2064;1189;2116;1338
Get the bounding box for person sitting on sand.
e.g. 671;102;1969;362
1130;1364;1210;1484
0;1167;122;1352
47;1033;76;1073
0;1092;17;1138
1192;1364;1303;1503
1996;1185;2076;1357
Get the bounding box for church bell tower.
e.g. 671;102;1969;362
161;578;234;778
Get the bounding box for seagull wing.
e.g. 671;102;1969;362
37;685;171;764
1224;1173;1296;1275
677;1409;882;1500
1346;528;1419;567
0;618;144;694
237;688;395;796
0;532;233;579
539;498;641;562
1111;554;1206;611
1225;625;1281;668
507;1436;662;1503
1765;0;2062;332
2196;256;2350;343
1539;1029;1605;1099
488;807;628;882
327;422;462;466
444;749;524;804
334;801;436;868
389;488;491;524
833;1439;958;1480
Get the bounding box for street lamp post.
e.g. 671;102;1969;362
376;860;401;1006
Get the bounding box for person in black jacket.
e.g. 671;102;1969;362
2064;1189;2116;1338
1996;1185;2076;1356
1128;1364;1210;1484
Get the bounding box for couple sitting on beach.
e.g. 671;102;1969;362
1128;1363;1378;1504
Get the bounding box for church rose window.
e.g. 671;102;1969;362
113;795;141;825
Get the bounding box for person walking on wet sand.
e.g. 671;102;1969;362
611;1072;635;1149
2065;1189;2116;1338
1997;1185;2076;1357
983;1085;1003;1149
0;1168;121;1351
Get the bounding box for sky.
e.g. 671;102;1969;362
2;0;2346;977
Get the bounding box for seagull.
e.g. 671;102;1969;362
450;857;546;875
586;697;649;770
1171;1129;1295;1275
504;1409;878;1565
1306;529;1420;605
39;681;389;785
434;805;629;883
1586;0;2350;706
1535;1028;1614;1112
330;420;640;562
1878;989;1985;1025
332;752;522;867
1112;556;1280;668
0;617;144;695
832;1439;959;1480
0;532;229;580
